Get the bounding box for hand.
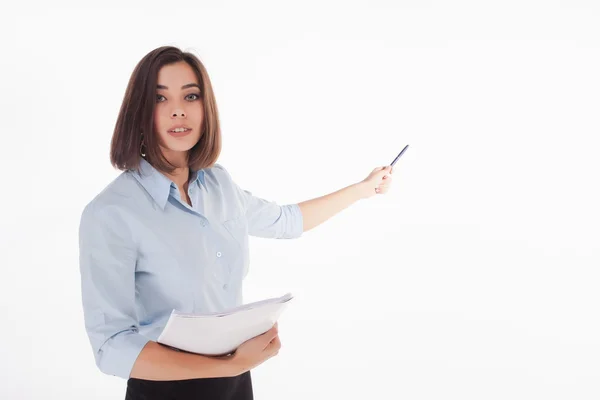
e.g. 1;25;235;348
229;323;281;376
357;165;394;199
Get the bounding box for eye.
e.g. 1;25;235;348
186;93;201;101
155;93;201;103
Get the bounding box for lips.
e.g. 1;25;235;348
168;128;192;138
168;126;191;132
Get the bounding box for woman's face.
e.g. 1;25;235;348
154;61;204;163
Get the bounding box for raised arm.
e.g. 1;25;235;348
298;165;394;231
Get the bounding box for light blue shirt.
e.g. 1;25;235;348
78;158;303;379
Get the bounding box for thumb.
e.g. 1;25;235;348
377;166;392;176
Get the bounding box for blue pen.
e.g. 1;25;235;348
390;144;409;167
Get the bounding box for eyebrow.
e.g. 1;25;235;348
156;83;201;90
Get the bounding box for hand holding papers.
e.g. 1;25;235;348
157;293;293;356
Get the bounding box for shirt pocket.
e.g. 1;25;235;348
222;215;250;278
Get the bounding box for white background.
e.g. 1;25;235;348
1;1;599;399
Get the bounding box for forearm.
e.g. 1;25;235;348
130;341;240;380
298;183;365;231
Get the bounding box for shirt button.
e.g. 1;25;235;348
201;221;206;227
216;252;222;258
223;284;228;290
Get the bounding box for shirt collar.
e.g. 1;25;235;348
132;158;206;210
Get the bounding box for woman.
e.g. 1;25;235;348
78;45;394;400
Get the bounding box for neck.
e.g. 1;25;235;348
161;149;190;190
165;166;190;190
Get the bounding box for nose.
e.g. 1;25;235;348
171;109;186;118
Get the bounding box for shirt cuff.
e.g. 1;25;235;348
282;204;304;239
97;330;152;379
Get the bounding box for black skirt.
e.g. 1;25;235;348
125;371;253;400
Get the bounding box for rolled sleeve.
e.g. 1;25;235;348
78;203;151;379
244;191;304;239
96;330;151;379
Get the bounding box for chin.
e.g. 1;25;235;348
160;139;200;155
168;143;197;152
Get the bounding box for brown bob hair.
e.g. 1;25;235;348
110;46;221;174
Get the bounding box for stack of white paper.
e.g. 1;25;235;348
157;293;293;356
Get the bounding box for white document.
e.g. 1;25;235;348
157;293;293;356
